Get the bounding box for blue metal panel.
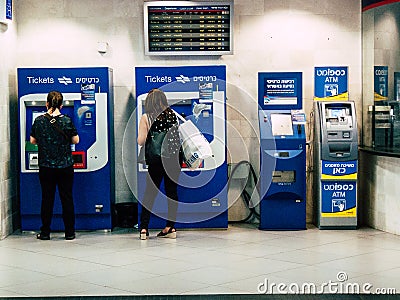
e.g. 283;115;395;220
18;67;114;231
258;110;306;230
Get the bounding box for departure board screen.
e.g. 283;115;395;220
144;1;233;56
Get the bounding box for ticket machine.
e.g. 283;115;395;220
314;101;358;229
258;72;306;230
135;66;228;229
18;67;115;231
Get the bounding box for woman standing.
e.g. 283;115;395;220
137;88;181;240
30;91;79;240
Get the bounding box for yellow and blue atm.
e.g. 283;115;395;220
313;101;358;229
258;72;306;230
135;65;228;229
18;67;115;231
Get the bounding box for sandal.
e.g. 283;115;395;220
157;227;176;239
36;233;50;240
140;229;149;240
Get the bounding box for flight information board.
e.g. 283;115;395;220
144;1;233;56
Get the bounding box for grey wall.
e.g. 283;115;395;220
0;17;18;239
362;2;400;147
360;2;400;235
0;0;363;236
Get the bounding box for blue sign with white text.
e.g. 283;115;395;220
135;65;226;96
321;180;357;216
322;160;357;176
17;67;109;96
374;66;388;101
258;72;302;110
314;66;348;101
6;0;12;20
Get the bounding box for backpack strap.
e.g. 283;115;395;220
172;109;187;123
44;113;69;141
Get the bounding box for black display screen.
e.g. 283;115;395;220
144;1;233;56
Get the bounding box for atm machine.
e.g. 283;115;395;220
313;101;358;229
18;67;115;231
135;66;228;229
258;72;306;230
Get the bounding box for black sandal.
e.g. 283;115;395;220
36;233;50;240
140;229;149;240
157;227;176;239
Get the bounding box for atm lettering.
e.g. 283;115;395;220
193;75;217;82
323;183;354;191
375;69;388;76
267;84;282;89
316;69;346;77
282;84;294;89
325;77;339;83
267;79;280;84
27;76;55;84
325;163;340;168
145;75;172;83
333;167;346;175
76;77;100;84
281;79;294;84
332;191;345;197
340;163;354;168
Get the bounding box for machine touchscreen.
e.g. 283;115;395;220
328;108;344;118
271;113;294;136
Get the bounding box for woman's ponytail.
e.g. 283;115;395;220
47;91;63;114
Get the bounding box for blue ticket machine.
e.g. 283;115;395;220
313;101;358;229
18;67;115;231
135;66;228;229
258;72;306;230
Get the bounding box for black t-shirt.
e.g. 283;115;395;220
30;114;78;168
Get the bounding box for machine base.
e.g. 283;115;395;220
259;227;307;231
139;211;228;229
21;214;113;231
318;226;357;230
259;198;306;231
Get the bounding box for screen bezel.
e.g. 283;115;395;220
327;108;345;118
143;1;234;56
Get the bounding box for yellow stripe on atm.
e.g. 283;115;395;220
321;207;357;218
314;92;349;101
321;173;357;180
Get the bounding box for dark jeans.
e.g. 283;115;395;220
38;166;75;236
140;159;180;230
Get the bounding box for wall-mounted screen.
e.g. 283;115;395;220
144;1;233;56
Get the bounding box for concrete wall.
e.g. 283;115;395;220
0;0;362;235
359;151;400;235
0;14;18;239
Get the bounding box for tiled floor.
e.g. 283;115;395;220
0;223;400;297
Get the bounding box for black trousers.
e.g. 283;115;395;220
140;160;180;230
38;166;75;236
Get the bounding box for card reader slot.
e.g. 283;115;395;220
328;143;351;158
272;171;295;183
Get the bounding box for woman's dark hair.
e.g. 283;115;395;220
144;88;169;120
47;91;63;114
